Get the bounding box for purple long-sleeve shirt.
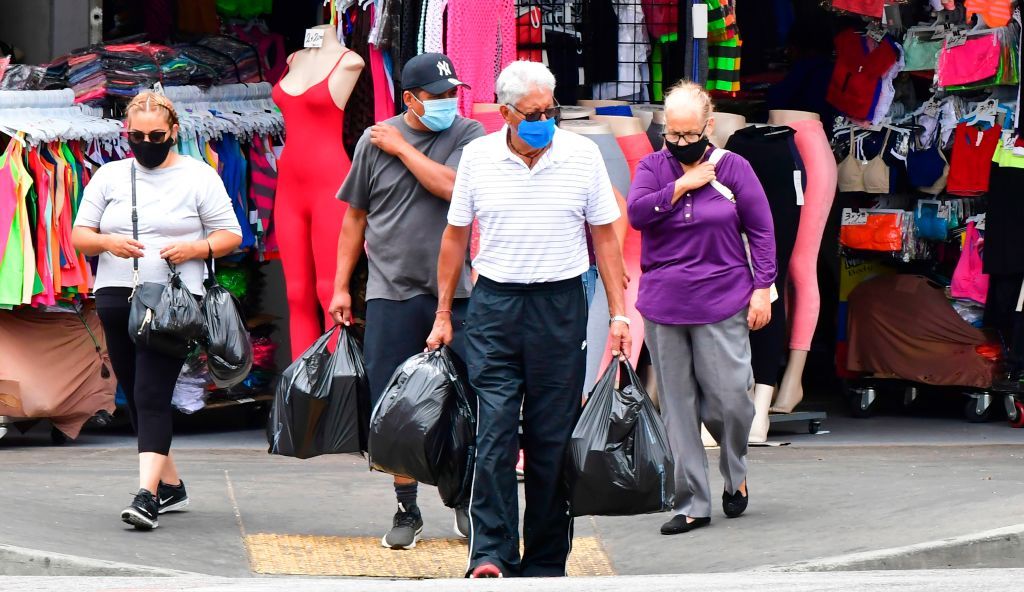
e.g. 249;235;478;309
627;148;777;325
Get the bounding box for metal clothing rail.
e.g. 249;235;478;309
161;82;274;104
0;88;79;109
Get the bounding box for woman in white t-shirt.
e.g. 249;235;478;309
72;92;242;531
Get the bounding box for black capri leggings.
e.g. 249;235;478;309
95;287;187;455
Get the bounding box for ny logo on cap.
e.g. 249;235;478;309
436;60;453;77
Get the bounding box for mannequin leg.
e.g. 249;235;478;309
701;424;718;448
584;276;610;393
772;350;807;413
748;384;774;443
275;202;321;359
780;120;836;413
310;197;348;333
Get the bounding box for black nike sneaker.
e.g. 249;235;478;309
121;489;159;530
157;480;190;514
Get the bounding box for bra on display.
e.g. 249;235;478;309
837;128;890;193
906;125;949;193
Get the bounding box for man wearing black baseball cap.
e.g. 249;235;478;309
330;53;483;550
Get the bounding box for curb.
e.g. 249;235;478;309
0;543;203;577
764;523;1024;571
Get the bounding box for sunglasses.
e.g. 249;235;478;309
507;103;562;123
125;129;171;143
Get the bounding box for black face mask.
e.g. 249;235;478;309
666;137;710;165
129;137;175;169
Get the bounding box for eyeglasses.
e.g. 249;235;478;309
507;103;561;122
125;129;170;143
662;122;709;146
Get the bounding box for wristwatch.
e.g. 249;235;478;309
610;315;631;326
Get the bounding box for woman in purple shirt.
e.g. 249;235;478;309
627;81;777;535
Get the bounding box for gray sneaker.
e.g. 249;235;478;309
382;503;423;549
454;505;470;538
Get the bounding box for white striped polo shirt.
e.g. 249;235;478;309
448;126;620;284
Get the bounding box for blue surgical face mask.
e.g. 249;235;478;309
412;95;458;132
516;117;556;149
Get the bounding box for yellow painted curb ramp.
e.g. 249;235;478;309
245;534;616;578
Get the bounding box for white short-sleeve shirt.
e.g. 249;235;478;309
448;126;619;284
75;157;242;295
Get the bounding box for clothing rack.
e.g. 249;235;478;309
0;89;121;145
161;81;275;103
161;82;283;138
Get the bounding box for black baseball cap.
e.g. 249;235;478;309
401;53;471;94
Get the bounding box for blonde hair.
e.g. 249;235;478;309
664;81;714;123
126;91;179;127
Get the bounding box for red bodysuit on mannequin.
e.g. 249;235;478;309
272;53;352;357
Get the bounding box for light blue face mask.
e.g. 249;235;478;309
517;118;556;149
412;95;458;132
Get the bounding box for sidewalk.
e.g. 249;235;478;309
4;571;1024;592
1;416;1022;578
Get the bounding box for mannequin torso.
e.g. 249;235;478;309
767;109;820;126
711;112;748;148
558;120;613;135
578;99;630;108
592;115;645;138
276;25;365;110
559;106;597;120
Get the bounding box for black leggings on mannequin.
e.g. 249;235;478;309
726;126;804;386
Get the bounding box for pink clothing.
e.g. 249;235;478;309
369;44;395;123
470;109;506;134
951;221;988;304
787;119;837;351
448;0;516;116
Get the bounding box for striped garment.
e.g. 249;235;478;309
965;0;1013;28
249;135;278;259
706;0;741;93
448;126;620;284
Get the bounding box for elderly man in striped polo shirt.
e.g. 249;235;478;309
427;61;630;579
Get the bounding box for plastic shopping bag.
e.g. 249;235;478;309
567;360;674;517
368;347;476;508
267;326;370;459
201;260;253;388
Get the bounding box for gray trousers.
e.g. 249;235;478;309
644;309;755;518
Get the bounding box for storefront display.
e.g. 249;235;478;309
3;0;1024;440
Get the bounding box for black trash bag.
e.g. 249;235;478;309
267;326;370;459
129;265;204;358
201;260;253;388
566;360;675;517
368;347;476;508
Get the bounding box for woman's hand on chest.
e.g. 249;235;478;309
672;162;716;205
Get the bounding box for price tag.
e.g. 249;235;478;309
947;32;967;48
304;28;325;48
842;209;869;226
793;170;805;206
692;4;708;39
937;202;951;220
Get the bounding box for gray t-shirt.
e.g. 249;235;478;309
337;114;483;301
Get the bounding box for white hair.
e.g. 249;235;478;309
496;61;556;107
664;80;714;123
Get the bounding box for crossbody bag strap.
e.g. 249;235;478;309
129;163;139;300
706;148;735;202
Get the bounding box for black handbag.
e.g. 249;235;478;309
127;163;204;358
